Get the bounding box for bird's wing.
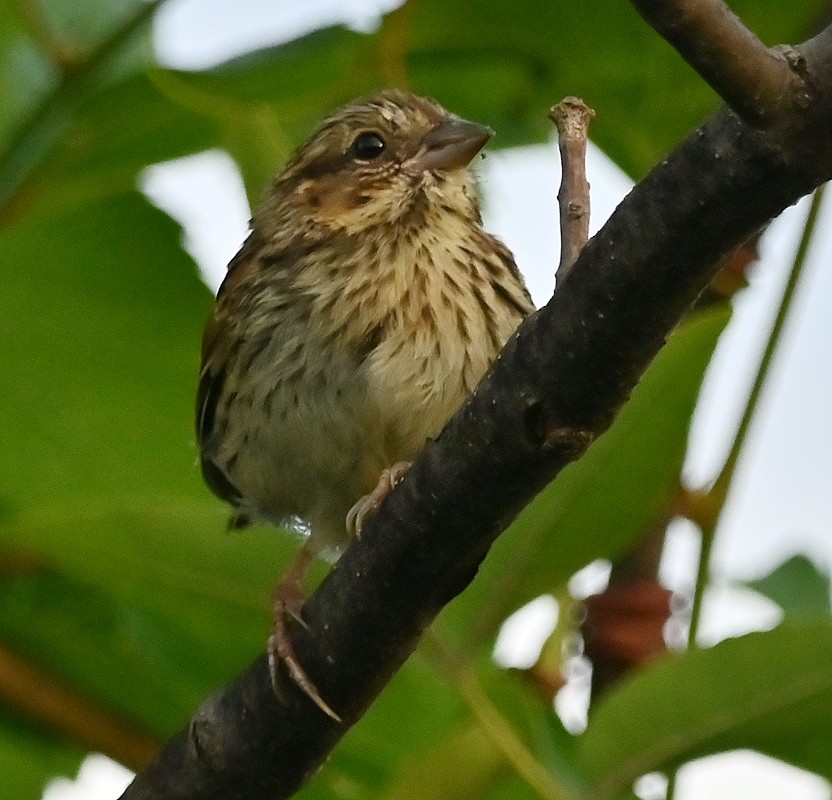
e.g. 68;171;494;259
195;233;265;509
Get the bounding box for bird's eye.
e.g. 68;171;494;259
350;131;386;161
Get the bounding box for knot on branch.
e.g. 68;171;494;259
186;690;243;773
543;426;596;458
523;399;596;459
775;44;812;110
565;200;589;220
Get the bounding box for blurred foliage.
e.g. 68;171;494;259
745;555;832;620
0;0;831;799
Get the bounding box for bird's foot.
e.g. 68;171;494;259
346;461;411;537
268;572;342;722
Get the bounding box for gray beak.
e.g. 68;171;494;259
411;117;494;172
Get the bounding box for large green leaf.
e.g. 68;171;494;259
0;189;298;741
0;191;209;508
2;503;296;613
580;623;832;798
0;571;256;736
442;305;731;644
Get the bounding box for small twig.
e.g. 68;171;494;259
549;97;595;285
629;0;808;127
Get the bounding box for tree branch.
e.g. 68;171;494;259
630;0;810;126
120;18;832;800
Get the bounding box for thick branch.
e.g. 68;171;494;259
630;0;809;126
120;24;832;800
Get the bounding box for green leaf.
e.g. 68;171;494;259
300;649;467;799
0;4;55;150
745;555;832;620
442;305;731;644
0;190;293;735
0;0;158;211
1;500;307;621
24;72;220;214
0;191;209;508
383;724;507;800
0;504;306;747
0;711;82;800
580;623;832;798
0;569;265;736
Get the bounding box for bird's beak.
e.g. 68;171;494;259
409;117;494;173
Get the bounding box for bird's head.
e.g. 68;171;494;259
254;90;492;239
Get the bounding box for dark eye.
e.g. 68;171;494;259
350;131;386;161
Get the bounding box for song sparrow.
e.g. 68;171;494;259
196;90;534;718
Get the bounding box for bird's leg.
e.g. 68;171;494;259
269;540;342;721
346;461;411;537
269;460;409;721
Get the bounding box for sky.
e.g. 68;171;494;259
43;1;832;798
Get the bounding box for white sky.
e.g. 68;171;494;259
44;1;832;798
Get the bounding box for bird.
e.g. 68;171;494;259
196;89;534;719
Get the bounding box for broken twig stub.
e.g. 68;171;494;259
550;97;596;285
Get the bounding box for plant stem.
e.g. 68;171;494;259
456;671;573;800
0;0;164;215
424;632;580;800
668;185;826;800
687;185;825;646
713;186;826;497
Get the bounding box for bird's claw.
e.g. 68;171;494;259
346;461;411;537
269;589;342;722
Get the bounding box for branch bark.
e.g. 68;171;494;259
120;13;832;800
